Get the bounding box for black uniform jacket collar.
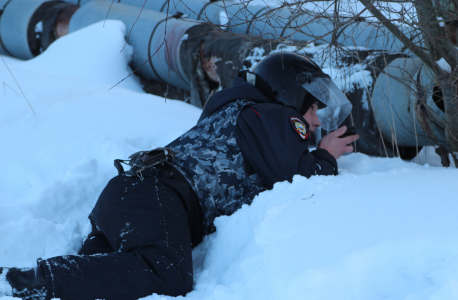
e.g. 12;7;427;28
198;72;276;123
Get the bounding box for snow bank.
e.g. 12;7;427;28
1;19;458;300
0;21;201;268
179;154;458;300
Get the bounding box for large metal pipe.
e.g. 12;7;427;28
227;2;420;52
114;0;420;53
0;0;51;59
371;58;446;147
69;0;210;90
0;0;11;55
0;0;79;58
120;0;225;26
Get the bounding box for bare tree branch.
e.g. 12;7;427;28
414;0;458;68
1;54;36;116
414;0;443;61
358;0;443;74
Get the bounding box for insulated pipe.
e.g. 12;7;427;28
0;0;11;55
69;0;209;90
119;0;228;26
225;3;273;36
225;3;418;51
115;0;287;36
76;0;92;5
371;57;446;147
0;0;78;58
0;0;51;59
284;12;417;52
0;0;9;10
117;0;420;53
119;0;165;12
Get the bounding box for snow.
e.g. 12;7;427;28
184;154;458;300
242;42;374;98
437;58;452;73
1;19;458;300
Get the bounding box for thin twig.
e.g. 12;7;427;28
109;41;165;90
358;0;444;76
302;194;315;200
1;54;36;116
3;82;19;95
121;0;147;53
103;0;116;27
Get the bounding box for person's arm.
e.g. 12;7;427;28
236;103;337;189
317;126;359;160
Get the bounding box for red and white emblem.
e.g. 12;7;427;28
290;117;309;139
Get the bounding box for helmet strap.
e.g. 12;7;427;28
237;71;277;101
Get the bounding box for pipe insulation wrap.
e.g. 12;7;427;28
69;0;204;89
0;0;52;59
371;58;446;146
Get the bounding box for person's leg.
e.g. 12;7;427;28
2;266;46;300
40;175;194;300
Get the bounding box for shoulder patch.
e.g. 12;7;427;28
290;117;309;139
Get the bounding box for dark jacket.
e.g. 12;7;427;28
167;75;337;232
203;74;338;188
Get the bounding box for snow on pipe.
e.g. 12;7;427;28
115;0;420;53
68;0;210;90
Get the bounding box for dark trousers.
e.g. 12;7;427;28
40;168;203;300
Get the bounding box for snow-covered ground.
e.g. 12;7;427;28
1;20;458;300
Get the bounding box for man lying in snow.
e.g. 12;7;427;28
0;53;358;300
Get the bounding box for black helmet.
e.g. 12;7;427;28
252;52;352;130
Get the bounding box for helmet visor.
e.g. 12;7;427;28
297;73;352;131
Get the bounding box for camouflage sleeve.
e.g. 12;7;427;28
235;103;338;189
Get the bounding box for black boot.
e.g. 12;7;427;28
6;266;47;300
